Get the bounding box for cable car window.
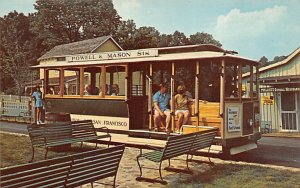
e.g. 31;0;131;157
174;61;195;98
253;66;258;98
199;62;221;102
106;66;125;96
45;69;60;95
242;64;251;98
225;63;239;98
64;69;80;95
83;67;101;96
132;71;144;96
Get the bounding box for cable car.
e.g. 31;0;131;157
33;38;261;155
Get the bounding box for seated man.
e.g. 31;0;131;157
153;83;171;133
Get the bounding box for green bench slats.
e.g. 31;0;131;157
27;120;111;161
65;145;125;188
136;127;218;184
1;156;72;188
190;131;217;153
0;145;125;188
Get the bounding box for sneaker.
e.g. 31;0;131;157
36;121;40;125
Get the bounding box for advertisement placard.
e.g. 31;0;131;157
227;107;241;132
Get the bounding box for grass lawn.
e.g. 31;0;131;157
1;132;300;188
0;132;97;167
168;163;300;188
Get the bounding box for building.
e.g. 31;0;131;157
27;35;123;95
243;47;300;132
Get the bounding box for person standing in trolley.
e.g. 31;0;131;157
32;86;44;124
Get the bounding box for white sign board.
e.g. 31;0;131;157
227;107;241;132
70;114;129;130
67;49;158;62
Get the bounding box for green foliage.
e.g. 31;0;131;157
114;20;137;50
190;32;222;47
258;55;287;68
0;11;39;95
168;164;300;188
31;0;121;52
1;1;224;95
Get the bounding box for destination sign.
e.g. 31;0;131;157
70;114;129;131
66;49;158;62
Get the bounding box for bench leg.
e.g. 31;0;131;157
91;182;94;188
30;146;35;162
94;143;98;149
108;137;111;148
186;154;190;170
159;162;164;182
136;156;167;185
45;147;49;160
113;175;117;188
136;155;143;178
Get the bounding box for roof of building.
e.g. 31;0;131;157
243;47;300;78
259;75;300;88
38;36;123;61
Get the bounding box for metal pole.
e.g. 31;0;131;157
195;61;200;131
171;62;175;132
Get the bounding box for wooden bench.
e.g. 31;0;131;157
27;120;111;161
188;127;218;164
175;101;222;135
0;145;125;188
136;128;218;184
136;133;196;184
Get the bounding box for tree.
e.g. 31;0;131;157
114;20;137;50
189;32;222;47
0;11;39;95
259;56;268;67
170;31;189;46
31;0;121;52
132;26;160;49
158;34;173;47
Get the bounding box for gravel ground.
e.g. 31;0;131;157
82;147;214;188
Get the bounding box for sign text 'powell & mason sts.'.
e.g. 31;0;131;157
67;49;158;62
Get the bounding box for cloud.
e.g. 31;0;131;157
214;5;287;40
113;0;141;20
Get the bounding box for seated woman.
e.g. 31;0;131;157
174;84;193;133
110;84;119;96
84;84;91;95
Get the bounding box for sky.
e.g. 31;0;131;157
0;0;299;61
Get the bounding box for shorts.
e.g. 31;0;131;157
175;110;189;116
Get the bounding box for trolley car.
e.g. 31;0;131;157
33;38;261;155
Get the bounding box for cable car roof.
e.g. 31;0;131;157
32;48;259;69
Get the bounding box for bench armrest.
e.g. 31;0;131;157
97;126;110;134
139;144;162;155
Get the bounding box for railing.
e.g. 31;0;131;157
132;85;143;96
